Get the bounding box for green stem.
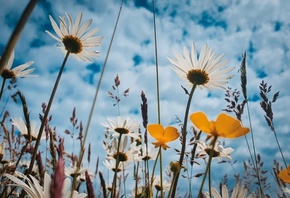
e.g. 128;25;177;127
197;136;218;197
0;0;38;73
159;146;164;197
70;1;124;197
170;84;196;197
273;128;287;168
111;134;123;198
245;102;265;198
0;78;6;101
152;0;160;124
27;51;70;174
150;148;161;197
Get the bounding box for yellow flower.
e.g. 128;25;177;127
190;112;249;138
278;166;290;183
147;124;179;150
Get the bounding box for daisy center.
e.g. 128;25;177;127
205;148;220;158
1;68;16;79
187;69;209;85
114;127;129;134
113;152;128;162
62;35;83;54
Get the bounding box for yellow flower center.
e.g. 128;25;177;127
62;35;83;54
1;68;16;79
113;152;128;162
187;69;209;85
115;127;129;135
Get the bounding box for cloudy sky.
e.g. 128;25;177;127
1;0;290;196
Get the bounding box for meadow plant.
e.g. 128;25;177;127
0;1;290;198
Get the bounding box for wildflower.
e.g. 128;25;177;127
195;140;234;160
139;145;158;161
102;116;140;139
4;171;87;198
1;51;36;79
170;161;181;174
11;117;45;141
106;136;142;163
190;112;250;138
278;166;290;183
64;165;86;182
204;184;256;198
152;175;171;193
168;42;234;89
147;124;179;150
46;12;103;62
103;159;129;172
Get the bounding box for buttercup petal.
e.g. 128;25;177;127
163;126;179;142
147;124;164;140
190;112;212;133
216;113;249;138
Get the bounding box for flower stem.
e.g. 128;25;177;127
71;0;124;195
111;134;123;198
0;0;38;73
170;84;196;197
152;0;161;124
159;146;164;198
0;78;6;101
245;102;265;198
197;136;218;197
150;149;161;197
27;51;70;175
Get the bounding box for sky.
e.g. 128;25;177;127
1;0;290;196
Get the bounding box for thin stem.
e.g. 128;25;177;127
0;78;6;100
170;84;197;197
159;146;164;198
273;128;287;168
245;102;265;198
111;134;123;198
197;136;218;197
28;51;70;174
152;0;160;124
150;149;161;197
0;0;38;73
71;0;124;196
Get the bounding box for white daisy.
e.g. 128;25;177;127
204;184;256;198
152;175;171;193
64;165;86;182
11;117;45;141
103;159;129;172
168;42;235;89
196;140;234;160
102;116;140;139
4;171;87;198
46;12;103;62
106;136;142;163
1;50;35;79
139;144;158;161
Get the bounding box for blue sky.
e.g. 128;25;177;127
1;0;290;196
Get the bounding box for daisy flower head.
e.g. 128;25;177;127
168;42;235;89
147;124;179;150
1;50;36;79
103;159;129;172
106;136;142;163
11;117;45;141
195;140;234;160
102;116;140;139
46;12;103;62
190;112;250;139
